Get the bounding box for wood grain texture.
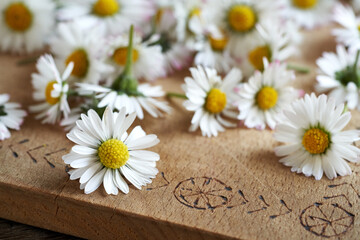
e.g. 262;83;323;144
0;26;360;240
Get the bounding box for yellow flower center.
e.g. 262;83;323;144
256;86;278;110
4;2;32;32
189;7;201;18
248;45;271;71
98;139;129;169
302;128;330;154
209;34;228;51
45;81;60;105
65;49;89;78
357;24;360;32
228;5;256;32
93;0;120;17
292;0;318;9
112;47;139;66
205;88;227;114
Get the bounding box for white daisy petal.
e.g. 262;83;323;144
103;168;118;195
84;168;107;194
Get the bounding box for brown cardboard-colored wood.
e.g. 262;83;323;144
0;26;360;239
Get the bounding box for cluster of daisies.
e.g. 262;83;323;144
1;0;360;195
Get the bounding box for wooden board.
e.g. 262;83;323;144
1;26;360;240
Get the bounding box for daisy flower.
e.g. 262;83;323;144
279;0;336;29
194;26;235;74
239;21;298;77
182;66;242;137
332;3;360;53
49;22;113;85
175;0;206;49
63;107;160;195
105;34;165;82
57;0;153;35
237;60;297;130
274;93;360;180
77;25;171;120
316;45;360;110
151;3;193;74
0;0;55;54
205;0;276;57
29;54;73;124
0;94;27;140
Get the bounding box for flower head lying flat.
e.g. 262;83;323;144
274;93;360;180
237;60;298;130
182;65;242;137
63;107;160;195
0;0;55;53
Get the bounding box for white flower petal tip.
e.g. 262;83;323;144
0;94;27;141
63;107;160;195
236;60;298;130
183;65;242;137
274;93;360;180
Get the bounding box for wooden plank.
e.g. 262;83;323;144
0;26;360;239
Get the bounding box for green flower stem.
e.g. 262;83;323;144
287;64;310;74
111;25;138;93
123;25;134;78
166;92;188;99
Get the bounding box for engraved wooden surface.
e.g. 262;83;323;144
1;26;360;239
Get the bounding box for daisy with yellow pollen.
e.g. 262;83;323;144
57;0;153;35
279;0;336;29
194;26;235;73
0;0;55;53
237;60;297;130
29;54;73;124
49;22;113;85
77;26;171;120
181;66;242;137
63;107;160;194
0;94;27;141
239;21;298;77
332;3;360;53
274;93;360;180
205;0;275;57
105;33;166;82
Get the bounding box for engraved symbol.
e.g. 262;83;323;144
300;203;354;238
146;172;170;190
174;177;232;211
